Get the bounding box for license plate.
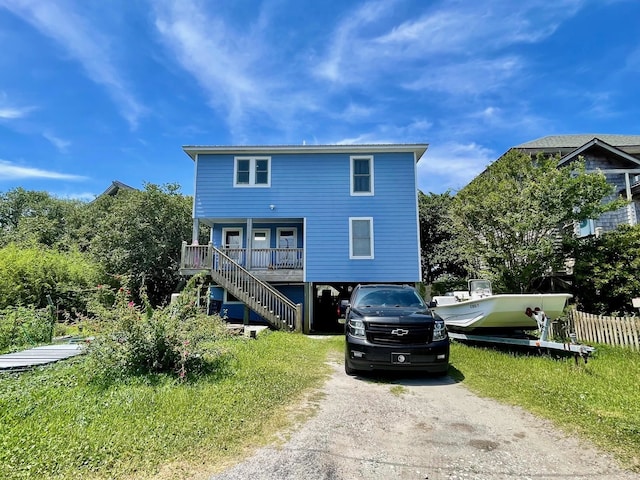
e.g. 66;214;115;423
391;353;411;364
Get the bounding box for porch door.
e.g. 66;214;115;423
251;229;271;268
222;228;243;264
277;228;297;267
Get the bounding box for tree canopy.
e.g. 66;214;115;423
418;191;467;285
450;150;623;293
0;183;193;307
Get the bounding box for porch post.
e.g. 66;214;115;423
625;173;637;226
246;218;253;269
192;218;199;243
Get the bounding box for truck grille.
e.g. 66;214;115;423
366;323;433;345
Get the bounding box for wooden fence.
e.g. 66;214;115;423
561;309;640;351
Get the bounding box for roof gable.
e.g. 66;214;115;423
558;137;640;168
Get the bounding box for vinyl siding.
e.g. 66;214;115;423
195;151;420;283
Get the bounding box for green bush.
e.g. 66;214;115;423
571;224;640;315
0;244;106;314
86;280;232;381
0;306;54;353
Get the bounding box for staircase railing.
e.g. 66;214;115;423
210;245;302;331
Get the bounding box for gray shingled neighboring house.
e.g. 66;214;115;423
514;134;640;236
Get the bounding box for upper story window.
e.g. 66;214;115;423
234;157;271;187
350;156;374;195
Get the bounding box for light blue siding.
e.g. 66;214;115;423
195;152;420;283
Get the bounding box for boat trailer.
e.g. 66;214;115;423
447;307;595;363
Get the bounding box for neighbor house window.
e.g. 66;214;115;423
577;219;596;237
350;217;374;259
350;156;374;195
234;157;271;187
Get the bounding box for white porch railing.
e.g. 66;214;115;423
180;244;303;271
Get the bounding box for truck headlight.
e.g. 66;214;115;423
433;320;447;341
348;319;366;338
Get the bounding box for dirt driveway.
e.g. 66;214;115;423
209;362;638;480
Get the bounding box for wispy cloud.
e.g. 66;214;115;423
335;118;433;145
315;0;395;82
403;56;523;95
0;92;35;119
417;142;495;193
0;106;33;119
43;130;71;152
0;0;144;128
0;159;85;180
52;191;96;201
315;0;587;96
152;0;286;139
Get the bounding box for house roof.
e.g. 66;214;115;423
516;134;640;155
182;144;429;162
557;137;640;168
99;180;135;197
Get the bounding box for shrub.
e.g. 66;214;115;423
86;278;232;381
571;224;640;315
0;306;54;353
0;244;106;314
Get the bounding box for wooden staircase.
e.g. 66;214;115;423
209;246;302;331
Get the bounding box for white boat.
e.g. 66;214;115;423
430;280;572;332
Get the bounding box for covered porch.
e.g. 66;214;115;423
180;217;305;282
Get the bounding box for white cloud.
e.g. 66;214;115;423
334;118;433;145
403;56;523;95
0;92;35;119
0;106;32;119
315;0;587;90
0;159;85;180
315;0;396;82
43;130;71;152
153;0;292;139
417;142;496;193
0;0;144;128
52;191;96;201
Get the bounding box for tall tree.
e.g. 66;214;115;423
451;150;623;293
87;183;193;305
418;191;467;284
0;187;83;249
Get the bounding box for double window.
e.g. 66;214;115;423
350;217;374;259
350;156;374;195
234;157;270;187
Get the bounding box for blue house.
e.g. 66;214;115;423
179;144;427;333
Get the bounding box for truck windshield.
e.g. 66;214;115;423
355;289;425;308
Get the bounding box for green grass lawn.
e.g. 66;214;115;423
0;332;343;480
449;341;640;472
1;333;638;478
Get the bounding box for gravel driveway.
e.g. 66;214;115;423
209;362;639;480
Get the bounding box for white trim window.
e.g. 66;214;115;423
350;155;374;195
349;217;374;259
234;156;271;187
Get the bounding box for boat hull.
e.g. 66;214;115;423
431;294;572;332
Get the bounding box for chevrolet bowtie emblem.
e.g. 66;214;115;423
391;328;409;336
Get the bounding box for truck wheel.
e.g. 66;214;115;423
344;351;356;376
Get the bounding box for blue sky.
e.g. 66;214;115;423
0;0;639;200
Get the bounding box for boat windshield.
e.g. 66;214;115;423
469;280;492;297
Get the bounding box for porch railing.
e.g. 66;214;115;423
180;244;303;271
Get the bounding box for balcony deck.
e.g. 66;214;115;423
180;243;304;282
